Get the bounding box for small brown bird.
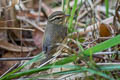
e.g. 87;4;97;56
42;11;68;57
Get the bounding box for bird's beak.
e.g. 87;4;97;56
65;14;76;19
65;14;70;17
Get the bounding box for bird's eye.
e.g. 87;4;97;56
56;17;61;20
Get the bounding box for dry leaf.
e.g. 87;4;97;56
33;29;44;50
99;23;112;37
0;40;35;52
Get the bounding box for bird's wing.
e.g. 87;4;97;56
42;23;67;54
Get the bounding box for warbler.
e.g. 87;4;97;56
42;11;68;56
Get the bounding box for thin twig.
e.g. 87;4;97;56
69;16;114;36
94;51;120;55
0;27;34;31
77;0;101;20
37;0;42;22
17;16;44;32
97;63;120;65
0;57;34;61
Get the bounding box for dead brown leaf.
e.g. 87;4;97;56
99;23;112;37
0;40;35;52
33;29;44;51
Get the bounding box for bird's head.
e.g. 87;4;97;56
48;11;69;25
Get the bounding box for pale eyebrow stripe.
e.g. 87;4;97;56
49;15;64;21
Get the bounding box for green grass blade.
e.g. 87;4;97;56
2;35;120;80
83;35;120;56
68;0;78;32
1;55;77;80
36;66;114;80
0;52;45;80
100;65;120;71
65;0;70;14
62;0;66;12
105;0;109;17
